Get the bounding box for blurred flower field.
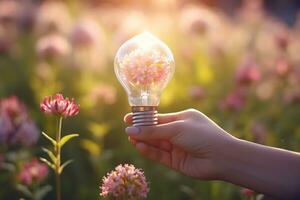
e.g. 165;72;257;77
0;0;300;199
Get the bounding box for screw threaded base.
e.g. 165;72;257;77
132;106;158;126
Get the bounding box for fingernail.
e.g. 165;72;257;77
125;126;140;135
123;115;128;122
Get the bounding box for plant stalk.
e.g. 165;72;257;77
55;117;63;200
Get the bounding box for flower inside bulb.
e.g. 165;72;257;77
114;32;175;107
120;48;171;86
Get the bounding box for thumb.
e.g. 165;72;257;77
125;120;184;140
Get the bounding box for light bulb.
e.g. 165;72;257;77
114;32;175;126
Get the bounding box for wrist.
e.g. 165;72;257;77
211;136;242;181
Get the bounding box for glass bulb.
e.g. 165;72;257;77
114;32;175;126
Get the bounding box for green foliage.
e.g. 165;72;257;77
41;132;56;147
16;185;52;200
59;160;73;174
41;131;78;174
58;134;79;148
40;158;55;170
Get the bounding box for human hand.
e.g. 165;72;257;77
125;109;300;199
124;109;236;180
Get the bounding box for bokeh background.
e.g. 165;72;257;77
0;0;300;199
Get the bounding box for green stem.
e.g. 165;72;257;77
55;117;63;200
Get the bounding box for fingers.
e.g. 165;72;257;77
125;120;184;140
128;136;172;151
124;111;187;125
128;136;137;145
155;140;172;151
134;142;171;167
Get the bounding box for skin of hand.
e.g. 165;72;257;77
124;109;300;200
124;109;235;180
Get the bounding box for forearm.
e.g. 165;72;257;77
216;138;300;199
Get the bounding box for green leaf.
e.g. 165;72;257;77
41;132;57;146
0;163;16;172
58;134;79;148
34;185;52;200
39;157;55;170
59;160;73;174
256;194;264;200
16;184;32;197
42;148;56;164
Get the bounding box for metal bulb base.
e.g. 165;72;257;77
132;106;158;126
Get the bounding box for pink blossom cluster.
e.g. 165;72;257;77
0;96;39;146
36;34;71;59
235;56;261;85
0;0;20;23
219;90;246;112
100;164;149;200
17;159;48;186
188;86;205;100
70;18;103;47
119;48;171;86
219;55;260;112
40;93;79;118
275;57;291;77
89;84;117;105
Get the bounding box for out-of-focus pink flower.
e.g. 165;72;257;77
0;112;13;144
13;121;39;147
17;159;48;186
113;11;146;46
274;31;289;51
89;84;117;105
68;18;107;71
238;0;264;25
96;7;125;30
17;1;36;32
235;56;261;85
120;48;171;86
0;0;20;24
274;57;291;77
188;86;205;100
179;5;219;36
35;1;71;35
284;91;300;105
100;164;149;200
70;18;105;47
0;96;27;119
0;96;39;147
241;188;257;198
40;93;79;118
220;90;246;112
36;34;70;59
